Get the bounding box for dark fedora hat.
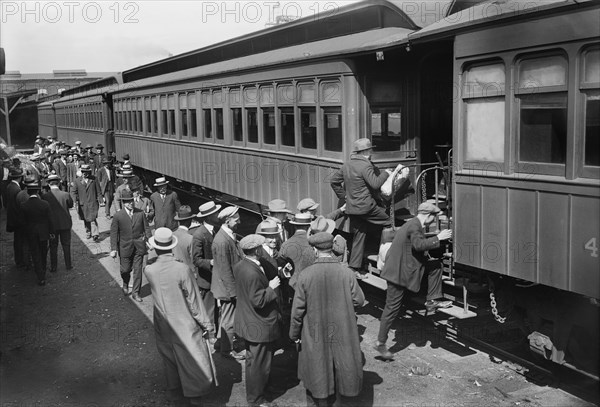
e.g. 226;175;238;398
174;205;195;221
95;143;104;149
8;168;24;178
120;190;134;201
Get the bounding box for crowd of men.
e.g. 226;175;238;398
1;137;454;407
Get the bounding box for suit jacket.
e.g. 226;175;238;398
173;227;195;276
150;190;181;231
93;153;106;172
110;207;152;257
96;166;115;195
42;187;73;231
330;154;389;215
192;224;215;290
53;159;68;182
21;196;53;241
278;230;316;289
6;181;22;232
233;258;280;343
133;195;154;222
380;217;440;291
211;228;243;300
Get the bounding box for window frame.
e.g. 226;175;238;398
579;45;600;179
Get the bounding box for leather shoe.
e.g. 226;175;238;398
131;293;143;302
425;299;452;313
373;344;394;360
122;285;130;296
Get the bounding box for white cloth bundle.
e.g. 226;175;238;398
381;164;409;200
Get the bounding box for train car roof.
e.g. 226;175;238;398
122;0;461;83
409;0;595;41
47;76;124;104
113;26;413;94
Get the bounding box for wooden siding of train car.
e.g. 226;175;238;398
53;94;109;150
37;105;56;140
452;7;600;299
112;61;361;215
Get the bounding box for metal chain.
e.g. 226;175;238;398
489;291;507;324
421;172;427;203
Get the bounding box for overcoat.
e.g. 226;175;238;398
96;165;115;196
110;208;151;257
210;228;243;300
144;254;216;398
73;176;101;222
42;187;73;231
173;227;195;276
52;158;68;183
278;230;316;289
21;196;54;240
5;181;22;232
192;224;215;290
330;154;389;215
379;217;440;292
289;258;365;399
150;190;181;231
233;258;280;343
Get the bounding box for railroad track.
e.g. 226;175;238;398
360;281;600;405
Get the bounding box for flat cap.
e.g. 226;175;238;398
239;234;265;251
218;206;239;220
352;138;373;152
308;232;334;250
417;202;441;215
297;198;319;212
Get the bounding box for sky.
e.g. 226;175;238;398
0;0;360;74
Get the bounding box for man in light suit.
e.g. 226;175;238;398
172;205;195;275
43;174;74;272
211;205;245;360
192;201;221;327
150;177;181;231
96;158;115;219
234;234;281;407
110;189;152;302
375;202;453;360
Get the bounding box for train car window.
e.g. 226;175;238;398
230;89;241;107
300;107;317;149
168;95;176;137
462;63;505;163
324;108;343;152
263;108;276;145
298;83;315;104
516;55;568;170
582;48;600;171
203;109;212;139
188;93;197;139
370;108;404;152
151;96;158;135
260;86;274;106
215;108;224;140
160;96;168;137
278;85;294;105
281;108;295;147
232;108;243;141
244;87;258;106
246;108;259;144
132;101;138;132
180;94;188;138
321;81;341;105
146;111;151;135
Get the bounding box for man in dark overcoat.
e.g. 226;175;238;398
43;174;74;272
277;212;316;290
290;232;365;406
110;189;152;302
73;164;101;241
150;177;181;231
234;234;281;407
52;149;68;191
375;202;453;360
192;201;221;326
20;179;54;286
144;227;217;406
211;205;245;359
330;138;402;278
92;143;106;172
96;157;115;219
5;168;26;266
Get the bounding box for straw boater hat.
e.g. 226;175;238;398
289;212;312;226
217;206;239;221
75;141;82;146
85;144;93;149
267;199;292;214
174;205;195;221
47;174;61;183
352;138;373;153
149;227;178;251
256;219;281;235
154;177;169;187
80;164;92;172
24;177;40;190
297;198;319;212
196;201;221;218
119;169;134;178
